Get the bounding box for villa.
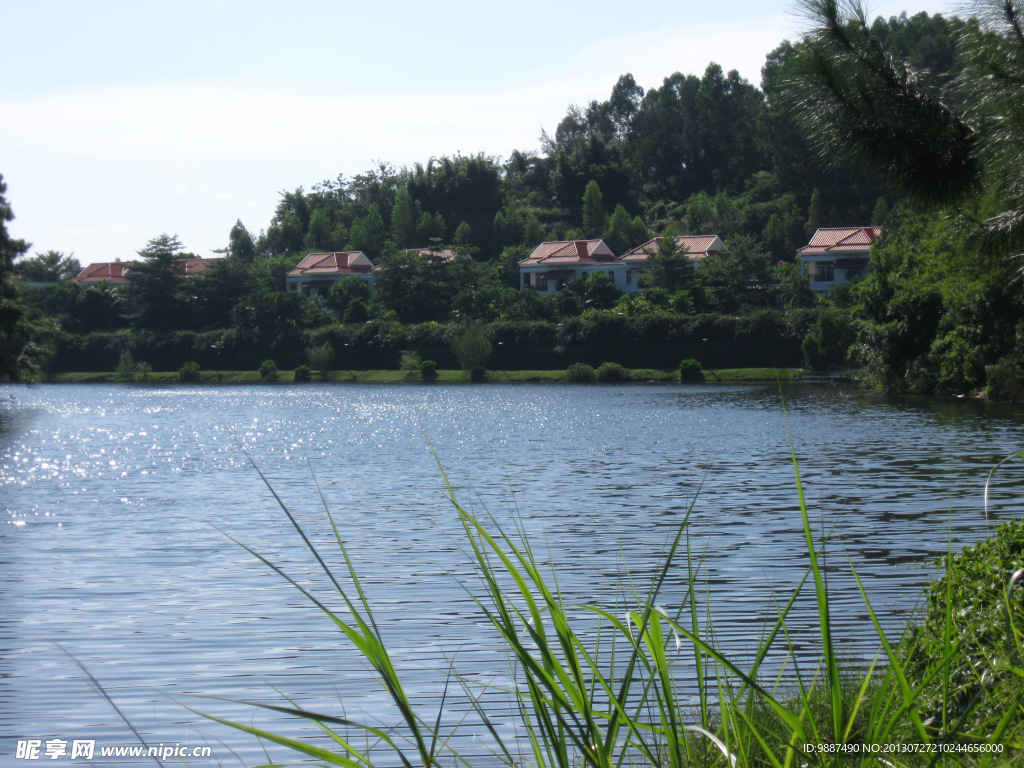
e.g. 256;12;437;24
797;227;881;292
285;251;375;297
621;235;727;290
70;257;223;286
519;240;624;293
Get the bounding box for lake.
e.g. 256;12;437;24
1;382;1021;765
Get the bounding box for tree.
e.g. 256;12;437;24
391;187;418;248
644;236;693;293
603;204;649;255
328;276;371;315
417;211;446;243
305;209;335;252
15;250;81;282
0;173;39;380
130;233;185;332
786;0;979;217
582;181;608;238
228;220;255;262
454;220;472;247
451;325;493;370
347;204;387;257
805;188;823;237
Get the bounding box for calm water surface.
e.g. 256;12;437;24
1;383;1022;765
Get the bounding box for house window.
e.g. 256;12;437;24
814;262;834;282
626;271;632;284
845;267;862;280
608;271;614;283
556;278;567;291
523;273;531;289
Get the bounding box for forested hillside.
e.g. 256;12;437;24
4;6;1022;396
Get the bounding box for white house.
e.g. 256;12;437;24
797;227;881;292
519;240;625;293
286;251;375;297
620;234;727;291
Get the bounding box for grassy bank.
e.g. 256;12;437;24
48;367;802;384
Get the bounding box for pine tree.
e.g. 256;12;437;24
582;181;608;239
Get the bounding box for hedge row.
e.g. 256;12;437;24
46;309;812;373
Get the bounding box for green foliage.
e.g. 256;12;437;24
305;342;334;377
115;350;136;381
178;360;201;382
900;518;1024;739
347;204;387;257
581;180;607;238
453;220;472;246
451;325;492;371
391;187;418;248
399;350;421;370
678;357;705;381
258;359;279;381
343;299;369;324
130;233;186;333
467;364;487;382
602;204;648;255
419;359;438;380
15;250;81;282
293;364;312;382
327;276;370;315
595;361;631;381
565;361;596;381
0;175;44;381
802;307;857;370
987;356;1023;401
228;219;255;263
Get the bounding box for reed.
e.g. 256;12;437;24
190;443;1022;767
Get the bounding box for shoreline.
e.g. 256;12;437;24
45;367;806;384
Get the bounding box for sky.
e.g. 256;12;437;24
1;0;953;264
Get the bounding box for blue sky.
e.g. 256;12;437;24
2;0;951;263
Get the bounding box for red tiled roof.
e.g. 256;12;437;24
71;262;130;284
287;251;374;277
177;257;223;276
622;235;726;262
71;257;226;284
519;239;619;266
797;227;881;255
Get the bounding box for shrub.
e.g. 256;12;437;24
566;362;596;382
986;356;1022;401
595;361;631;382
399;350;421;371
900;518;1024;735
259;359;279;381
419;360;438;381
115;350;136;381
468;364;488;382
679;358;705;382
451;325;492;371
178;361;201;382
135;361;152;382
293;364;312;382
305;342;334;378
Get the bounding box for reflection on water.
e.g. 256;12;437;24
0;383;1021;765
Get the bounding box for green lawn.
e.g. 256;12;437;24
49;368;802;384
